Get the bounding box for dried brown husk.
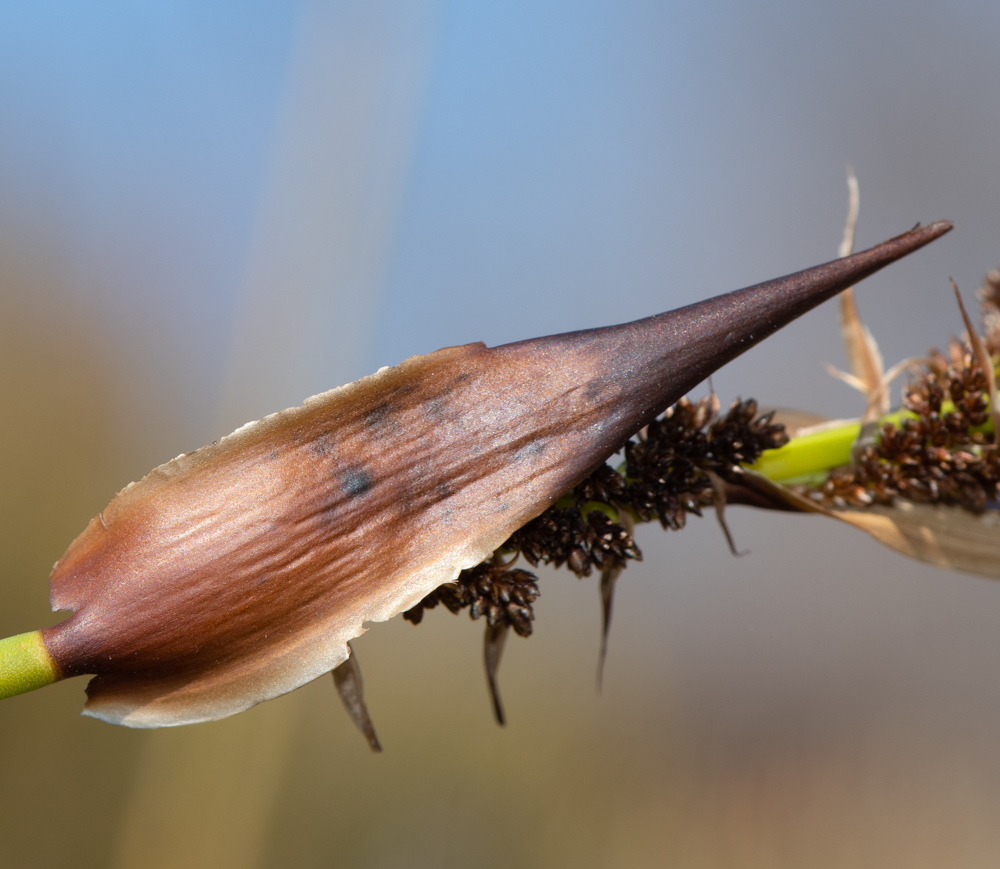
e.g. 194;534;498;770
35;222;950;727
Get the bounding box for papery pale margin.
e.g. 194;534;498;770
739;468;1000;582
82;546;500;728
833;502;1000;579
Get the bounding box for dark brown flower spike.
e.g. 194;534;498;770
808;283;1000;516
0;220;951;728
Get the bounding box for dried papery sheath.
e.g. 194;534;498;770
0;221;950;728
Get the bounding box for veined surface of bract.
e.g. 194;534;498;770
33;221;951;727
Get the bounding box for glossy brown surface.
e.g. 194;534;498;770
41;221;951;726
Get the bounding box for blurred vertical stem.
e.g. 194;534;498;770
113;4;442;868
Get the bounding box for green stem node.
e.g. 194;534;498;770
750;403;995;483
0;631;62;700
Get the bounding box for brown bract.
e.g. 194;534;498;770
39;221;951;727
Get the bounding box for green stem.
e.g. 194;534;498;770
750;403;994;483
0;631;62;700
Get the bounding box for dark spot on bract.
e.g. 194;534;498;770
341;465;374;498
366;401;399;433
512;441;546;463
585;379;606;403
312;434;334;457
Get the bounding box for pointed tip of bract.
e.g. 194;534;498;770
876;220;952;261
920;219;953;237
888;219;953;243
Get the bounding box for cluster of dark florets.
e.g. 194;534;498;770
512;506;638;578
623;397;787;529
403;561;539;637
820;272;1000;513
397;264;1000;737
403;397;787;634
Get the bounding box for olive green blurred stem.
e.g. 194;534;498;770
0;631;62;699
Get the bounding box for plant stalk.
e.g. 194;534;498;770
750;402;992;484
0;631;62;700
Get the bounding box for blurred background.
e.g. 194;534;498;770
1;1;999;866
